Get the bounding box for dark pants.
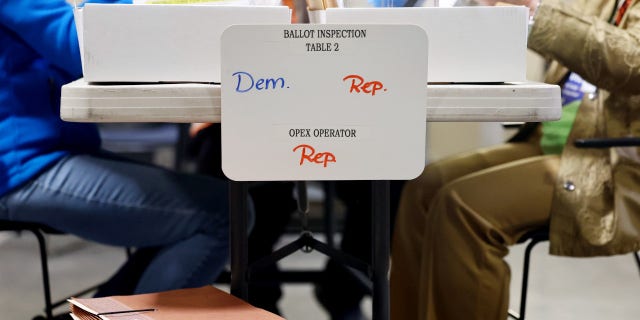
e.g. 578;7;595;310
189;124;295;313
316;180;403;314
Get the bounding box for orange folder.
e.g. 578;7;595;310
68;286;285;320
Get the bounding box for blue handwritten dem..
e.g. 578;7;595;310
233;71;288;93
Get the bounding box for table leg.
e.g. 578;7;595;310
229;181;249;300
372;180;390;320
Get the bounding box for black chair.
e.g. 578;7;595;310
0;220;108;320
509;136;640;320
508;228;640;320
507;228;550;320
1;124;189;318
1;125;190;319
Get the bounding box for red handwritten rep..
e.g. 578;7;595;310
293;144;336;168
343;74;386;96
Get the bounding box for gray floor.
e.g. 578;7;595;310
1;230;639;320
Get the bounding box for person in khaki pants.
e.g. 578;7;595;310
391;0;640;319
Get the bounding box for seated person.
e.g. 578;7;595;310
315;180;404;320
391;0;640;319
188;122;297;315
0;0;240;296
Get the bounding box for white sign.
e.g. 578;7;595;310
221;24;427;181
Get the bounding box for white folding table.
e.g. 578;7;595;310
60;78;561;320
61;78;560;123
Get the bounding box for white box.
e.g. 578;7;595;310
326;7;528;83
76;4;291;83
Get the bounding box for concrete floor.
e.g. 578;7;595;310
1;230;639;320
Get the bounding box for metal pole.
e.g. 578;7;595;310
323;182;337;248
229;181;249;300
372;180;390;320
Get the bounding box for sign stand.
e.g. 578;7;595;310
229;180;390;319
229;181;250;300
371;180;390;320
222;24;428;320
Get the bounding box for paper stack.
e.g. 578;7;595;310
68;286;285;320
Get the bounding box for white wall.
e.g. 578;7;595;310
426;50;546;162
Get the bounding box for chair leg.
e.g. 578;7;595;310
511;234;635;320
508;233;548;320
518;241;535;320
30;228;54;320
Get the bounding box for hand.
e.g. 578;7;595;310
189;123;213;137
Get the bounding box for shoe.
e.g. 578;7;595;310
314;285;368;320
327;306;367;320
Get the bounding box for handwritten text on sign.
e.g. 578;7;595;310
232;72;385;97
221;24;428;181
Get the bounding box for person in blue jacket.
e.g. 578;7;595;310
0;0;236;296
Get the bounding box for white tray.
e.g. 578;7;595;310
60;79;561;123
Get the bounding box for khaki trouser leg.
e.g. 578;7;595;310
391;143;557;320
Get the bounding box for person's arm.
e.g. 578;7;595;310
0;0;131;77
528;0;640;94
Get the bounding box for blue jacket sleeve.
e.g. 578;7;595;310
0;0;132;77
